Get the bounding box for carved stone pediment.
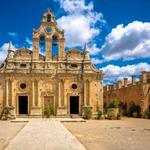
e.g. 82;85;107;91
67;49;83;60
14;48;32;59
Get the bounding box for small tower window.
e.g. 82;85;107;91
46;27;52;33
71;64;78;68
39;35;46;54
52;35;58;56
20;64;27;68
47;15;51;23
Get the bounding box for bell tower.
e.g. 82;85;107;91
32;9;65;61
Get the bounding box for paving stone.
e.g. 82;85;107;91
6;119;86;150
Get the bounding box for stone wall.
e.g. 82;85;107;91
104;71;150;112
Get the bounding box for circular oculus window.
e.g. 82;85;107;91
46;27;52;33
20;83;27;89
72;84;77;89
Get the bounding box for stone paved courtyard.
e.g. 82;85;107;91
0;118;150;150
0;121;26;150
64;118;150;150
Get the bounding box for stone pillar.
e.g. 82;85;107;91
61;80;64;106
84;81;87;106
132;75;136;85
11;80;15;106
58;81;61;107
37;81;40;107
58;39;65;60
5;80;9;106
33;37;39;60
87;81;90;106
46;38;52;61
32;80;35;106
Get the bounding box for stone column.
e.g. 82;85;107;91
58;81;61;107
46;39;52;61
33;38;39;60
32;80;35;106
11;80;14;106
5;80;9;106
37;81;40;107
61;80;65;106
88;81;90;106
84;81;87;106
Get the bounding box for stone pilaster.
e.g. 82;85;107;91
32;80;35;106
33;38;39;60
46;38;52;61
58;81;61;107
5;80;9;106
84;81;87;106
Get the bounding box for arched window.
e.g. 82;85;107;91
52;35;58;56
47;15;51;23
39;35;46;55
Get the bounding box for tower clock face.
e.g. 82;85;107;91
46;27;52;33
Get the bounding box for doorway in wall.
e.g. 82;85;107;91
70;96;79;114
18;96;28;114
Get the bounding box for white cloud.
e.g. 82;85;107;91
100;21;150;62
8;32;18;38
25;37;32;50
0;43;18;63
0;43;9;63
91;58;102;64
89;43;101;55
102;63;150;83
56;0;106;49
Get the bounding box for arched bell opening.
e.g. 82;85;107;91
47;14;51;23
39;34;46;55
52;35;58;57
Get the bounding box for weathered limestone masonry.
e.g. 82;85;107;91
103;71;150;112
0;10;103;117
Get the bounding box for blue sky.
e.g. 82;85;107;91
0;0;150;84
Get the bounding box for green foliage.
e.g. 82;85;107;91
106;100;119;109
119;102;127;116
1;106;14;120
141;111;150;119
82;107;92;119
44;104;54;118
117;113;122;120
96;110;103;119
128;102;141;117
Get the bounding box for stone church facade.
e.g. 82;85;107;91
0;10;103;117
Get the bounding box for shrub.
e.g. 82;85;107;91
141;111;150;119
128;103;141;117
117;113;122;120
96;110;103;119
107;100;119;109
119;102;127;116
44;104;54;118
82;107;92;119
1;106;14;120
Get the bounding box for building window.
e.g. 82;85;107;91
20;64;26;68
72;84;77;89
71;64;78;68
20;83;27;89
46;27;52;33
47;15;51;23
39;35;46;54
52;35;58;56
